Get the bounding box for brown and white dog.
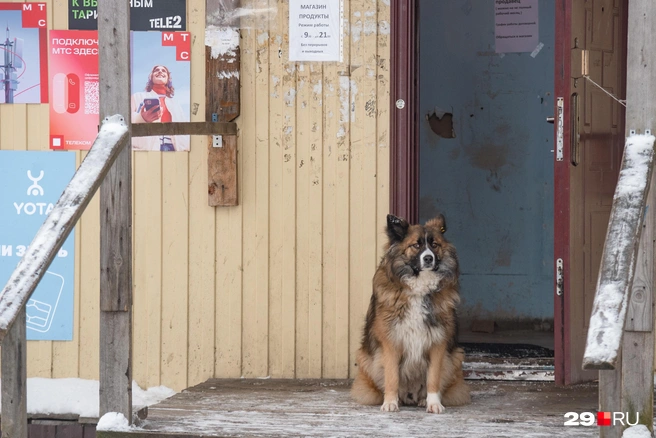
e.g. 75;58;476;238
352;214;470;413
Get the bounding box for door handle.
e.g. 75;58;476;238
546;117;555;124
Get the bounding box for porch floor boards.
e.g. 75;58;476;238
96;378;601;437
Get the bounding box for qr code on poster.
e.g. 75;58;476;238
84;80;99;115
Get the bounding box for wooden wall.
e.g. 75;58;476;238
0;0;390;392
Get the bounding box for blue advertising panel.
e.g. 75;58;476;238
0;151;75;340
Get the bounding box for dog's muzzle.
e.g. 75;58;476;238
420;248;437;270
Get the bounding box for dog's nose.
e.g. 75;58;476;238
423;254;434;265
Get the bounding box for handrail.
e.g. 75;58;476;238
0;115;129;343
583;134;656;369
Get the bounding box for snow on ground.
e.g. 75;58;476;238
623;425;652;437
97;412;133;432
0;377;175;418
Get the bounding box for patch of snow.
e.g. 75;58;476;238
97;412;133;431
0;378;175;418
623;425;652;438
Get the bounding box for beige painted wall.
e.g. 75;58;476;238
0;0;390;391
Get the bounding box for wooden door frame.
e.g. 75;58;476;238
553;0;570;386
390;0;568;384
390;0;419;224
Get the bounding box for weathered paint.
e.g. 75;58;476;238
418;0;555;324
0;0;390;391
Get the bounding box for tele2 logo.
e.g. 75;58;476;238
564;412;640;427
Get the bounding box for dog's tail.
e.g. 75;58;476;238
442;347;471;406
351;369;383;405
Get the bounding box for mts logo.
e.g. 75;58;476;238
564;411;640;427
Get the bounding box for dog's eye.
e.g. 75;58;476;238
413;243;421;249
431;242;439;248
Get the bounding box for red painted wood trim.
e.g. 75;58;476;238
390;0;419;224
553;0;571;386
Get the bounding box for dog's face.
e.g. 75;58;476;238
385;214;459;281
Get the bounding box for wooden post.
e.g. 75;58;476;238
615;0;656;435
206;0;240;206
98;0;133;423
1;309;26;438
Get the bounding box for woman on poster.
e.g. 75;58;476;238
131;64;190;151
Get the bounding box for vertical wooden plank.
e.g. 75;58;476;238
322;63;338;378
267;5;284;378
77;189;100;381
600;366;622;438
295;60;324;378
295;60;311;378
361;0;381;373
280;0;297;379
215;27;250;379
132;152;162;388
618;0;656;433
348;0;366;379
98;0;132;422
322;0;350;377
188;0;217;387
206;0;240;206
159;151;189;391
240;17;270;378
376;0;391;291
1;309;27;438
52;0;68;27
268;0;296;378
336;0;351;379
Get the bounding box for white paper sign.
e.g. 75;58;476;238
495;0;539;53
289;0;343;62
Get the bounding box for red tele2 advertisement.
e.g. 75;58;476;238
48;30;98;150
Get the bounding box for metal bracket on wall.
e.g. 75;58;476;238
556;258;564;296
556;97;564;161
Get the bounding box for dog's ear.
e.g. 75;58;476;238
386;214;409;242
426;213;447;234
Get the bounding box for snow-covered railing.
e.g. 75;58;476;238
583;133;656;369
0;115;129;438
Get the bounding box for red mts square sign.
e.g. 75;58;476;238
22;3;47;28
161;32;190;61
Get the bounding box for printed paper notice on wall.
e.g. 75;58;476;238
0;2;48;103
289;0;343;62
495;0;539;53
49;30;99;151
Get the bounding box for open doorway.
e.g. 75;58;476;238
417;0;555;375
391;0;628;383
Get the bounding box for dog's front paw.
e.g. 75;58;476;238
426;392;444;414
418;398;426;408
426;402;445;414
380;400;399;412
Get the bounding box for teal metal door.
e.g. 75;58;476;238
418;1;555;327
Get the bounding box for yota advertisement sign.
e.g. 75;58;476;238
0;151;76;340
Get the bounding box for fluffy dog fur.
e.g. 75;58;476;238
352;214;470;413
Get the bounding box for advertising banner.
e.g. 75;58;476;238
0;151;76;341
131;31;191;151
69;0;187;31
49;30;99;151
0;2;48;103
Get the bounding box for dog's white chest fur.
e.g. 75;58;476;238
391;281;444;366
